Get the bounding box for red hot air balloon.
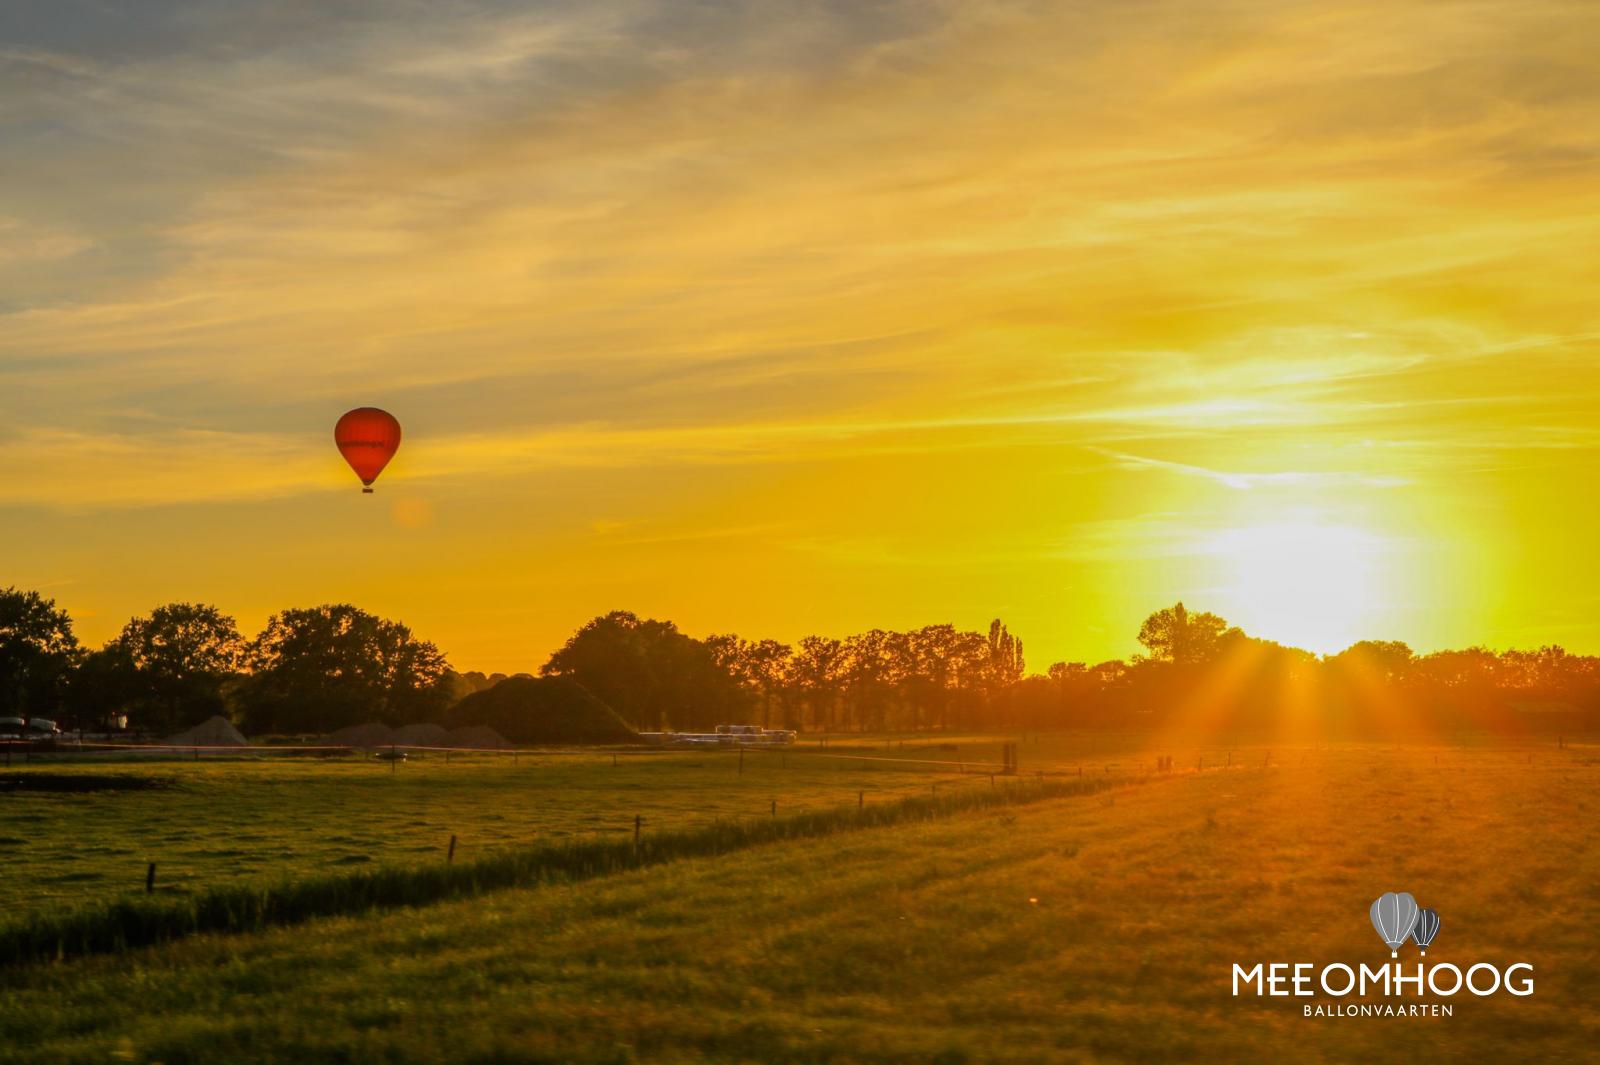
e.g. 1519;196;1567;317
334;408;401;493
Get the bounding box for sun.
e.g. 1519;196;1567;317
1202;519;1392;655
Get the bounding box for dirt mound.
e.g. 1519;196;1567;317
325;722;395;749
446;676;637;745
389;722;453;748
163;716;249;747
447;725;512;750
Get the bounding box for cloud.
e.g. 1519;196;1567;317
2;0;1599;662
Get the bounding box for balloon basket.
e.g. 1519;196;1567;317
362;488;374;494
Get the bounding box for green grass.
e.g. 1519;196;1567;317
0;746;1044;921
4;739;1594;1063
0;731;1256;922
0;772;1125;967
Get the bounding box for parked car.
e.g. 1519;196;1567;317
24;718;61;736
0;717;24;739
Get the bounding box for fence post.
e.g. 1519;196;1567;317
739;746;744;776
634;814;642;847
858;790;864;809
447;834;457;865
390;744;397;773
770;799;776;817
146;862;157;894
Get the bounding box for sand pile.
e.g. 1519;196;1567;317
389;722;453;748
164;716;249;747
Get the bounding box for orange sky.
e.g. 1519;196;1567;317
3;1;1598;671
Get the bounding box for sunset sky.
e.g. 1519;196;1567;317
3;0;1598;671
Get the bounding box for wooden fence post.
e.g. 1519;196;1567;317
770;799;776;817
634;814;642;846
858;790;864;809
146;862;157;894
447;835;457;865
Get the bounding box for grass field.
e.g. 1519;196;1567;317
3;736;1596;1062
0;733;1182;921
0;744;1002;921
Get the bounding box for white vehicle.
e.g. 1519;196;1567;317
24;718;61;736
642;725;798;747
0;717;24;739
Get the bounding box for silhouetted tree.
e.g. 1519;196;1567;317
0;587;79;718
542;611;749;731
1137;602;1234;665
62;644;140;733
789;635;845;731
709;635;793;728
240;605;451;733
110;603;245;733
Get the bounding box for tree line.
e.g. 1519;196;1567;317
3;588;1597;738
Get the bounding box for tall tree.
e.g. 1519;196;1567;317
62;645;140;733
241;605;450;733
789;635;845;732
987;619;1025;688
543;611;749;731
1136;602;1234;665
708;636;792;728
0;587;79;718
112;603;245;732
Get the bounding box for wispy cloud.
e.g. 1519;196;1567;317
2;0;1598;663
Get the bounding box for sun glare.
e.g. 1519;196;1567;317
1203;520;1391;655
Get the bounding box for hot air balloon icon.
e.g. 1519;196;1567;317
1411;908;1441;955
1369;892;1420;958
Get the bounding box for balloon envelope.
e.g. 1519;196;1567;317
1370;892;1420;953
1412;908;1441;950
334;408;401;492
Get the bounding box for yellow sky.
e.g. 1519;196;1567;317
2;0;1598;670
